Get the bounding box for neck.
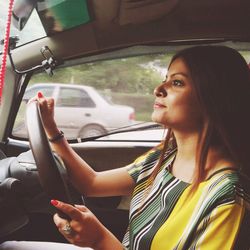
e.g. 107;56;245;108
170;130;236;183
169;130;200;183
173;130;200;161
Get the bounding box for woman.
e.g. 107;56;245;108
1;45;250;249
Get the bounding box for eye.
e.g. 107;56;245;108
172;79;183;87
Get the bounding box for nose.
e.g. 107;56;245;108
154;82;167;97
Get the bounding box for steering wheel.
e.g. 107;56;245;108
25;101;73;205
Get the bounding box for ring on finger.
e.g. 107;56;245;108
62;222;73;235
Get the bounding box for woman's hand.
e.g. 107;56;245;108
29;91;59;138
51;200;123;250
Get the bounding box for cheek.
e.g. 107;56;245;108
180;96;203;122
151;91;203;127
170;94;202;121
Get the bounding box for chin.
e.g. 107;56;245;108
151;113;165;125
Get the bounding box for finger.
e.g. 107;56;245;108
69;234;85;246
37;95;54;112
27;92;45;105
37;91;50;105
37;91;43;98
53;213;69;228
53;214;76;239
51;200;82;221
72;234;82;243
47;98;54;108
74;205;88;212
36;95;47;107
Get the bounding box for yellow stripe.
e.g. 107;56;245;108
134;180;148;193
151;174;244;250
193;204;245;249
151;183;205;249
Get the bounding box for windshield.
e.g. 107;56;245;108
0;1;46;52
13;52;171;142
12;47;250;142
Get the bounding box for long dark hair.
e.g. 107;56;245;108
164;45;250;186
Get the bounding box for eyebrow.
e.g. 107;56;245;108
166;72;189;78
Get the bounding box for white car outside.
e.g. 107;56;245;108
22;83;135;139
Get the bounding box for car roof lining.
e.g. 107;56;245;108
8;0;250;74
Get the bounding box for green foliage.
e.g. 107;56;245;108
31;54;173;94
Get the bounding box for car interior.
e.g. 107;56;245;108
0;0;250;248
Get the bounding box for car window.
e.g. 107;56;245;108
57;88;95;108
12;53;172;141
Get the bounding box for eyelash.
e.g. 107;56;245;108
162;79;183;87
172;79;183;87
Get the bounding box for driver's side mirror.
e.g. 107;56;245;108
12;0;38;31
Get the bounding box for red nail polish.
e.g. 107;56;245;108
51;199;59;206
37;92;43;98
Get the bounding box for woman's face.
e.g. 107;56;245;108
151;57;203;132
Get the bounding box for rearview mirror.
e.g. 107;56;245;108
12;0;37;31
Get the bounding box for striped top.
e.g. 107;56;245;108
122;145;245;250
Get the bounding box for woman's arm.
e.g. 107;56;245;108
36;93;135;197
49;136;135;197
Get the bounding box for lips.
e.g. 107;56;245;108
154;102;166;109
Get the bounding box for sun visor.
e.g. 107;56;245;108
36;0;91;34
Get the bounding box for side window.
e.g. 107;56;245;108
56;88;96;108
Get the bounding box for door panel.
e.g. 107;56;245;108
72;143;152;171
